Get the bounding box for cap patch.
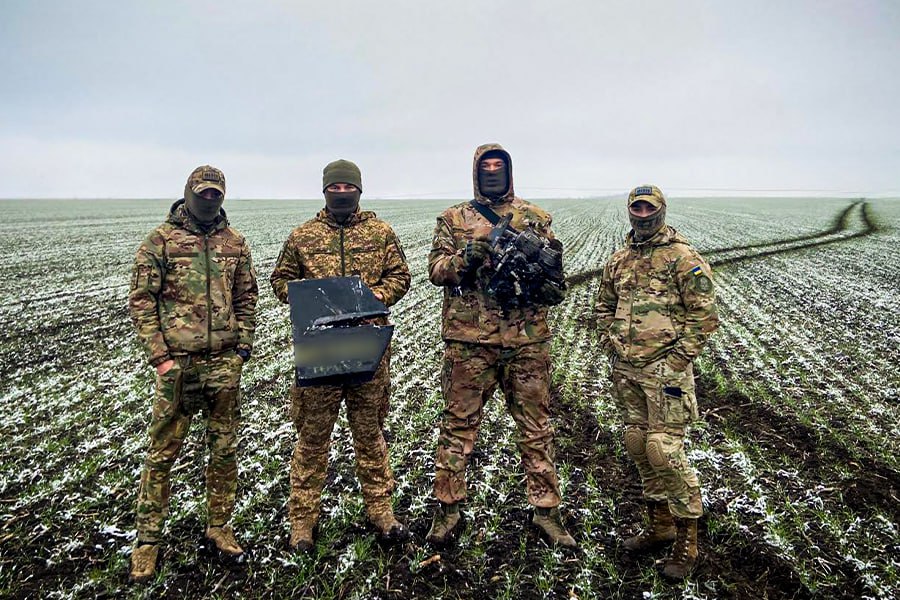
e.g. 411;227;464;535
634;186;654;197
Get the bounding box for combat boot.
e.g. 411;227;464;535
426;502;461;546
623;500;676;553
289;520;315;554
369;509;411;544
129;542;159;583
205;525;246;565
532;507;578;548
662;517;698;580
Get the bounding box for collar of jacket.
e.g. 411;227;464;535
315;207;374;228
626;225;681;249
167;199;228;234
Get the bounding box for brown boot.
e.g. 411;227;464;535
426;502;461;547
369;508;411;544
289;520;315;554
663;517;698;580
623;500;676;553
129;542;159;583
205;525;246;564
532;507;578;548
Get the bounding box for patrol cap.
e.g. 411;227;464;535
187;165;226;195
627;185;666;209
323;159;363;192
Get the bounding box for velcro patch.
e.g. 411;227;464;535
694;274;713;293
634;186;653;196
202;170;222;182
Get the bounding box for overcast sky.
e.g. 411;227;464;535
1;0;898;199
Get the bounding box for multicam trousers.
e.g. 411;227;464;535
288;352;395;528
135;350;243;543
611;357;703;518
434;340;562;508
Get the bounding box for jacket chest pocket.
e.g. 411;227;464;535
211;252;241;285
165;252;201;283
161;252;201;314
646;272;673;300
614;269;635;297
348;244;383;285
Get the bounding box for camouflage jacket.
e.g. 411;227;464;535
596;225;718;368
428;143;562;348
270;208;410;308
129;201;259;366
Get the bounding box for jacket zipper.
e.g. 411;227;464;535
204;233;212;352
340;225;346;276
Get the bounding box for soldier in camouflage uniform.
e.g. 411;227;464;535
426;143;577;548
270;159;411;553
596;185;719;579
127;165;258;582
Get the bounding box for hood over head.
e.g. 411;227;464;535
472;143;514;205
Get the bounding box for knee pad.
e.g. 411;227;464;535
646;433;668;469
624;427;647;459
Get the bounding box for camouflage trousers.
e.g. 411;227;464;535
611;357;703;518
434;341;562;508
135;351;243;543
288;352;394;528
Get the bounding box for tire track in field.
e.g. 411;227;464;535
701;199;863;254
563;200;878;288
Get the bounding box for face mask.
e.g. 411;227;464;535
324;190;361;222
185;189;224;225
478;165;509;200
629;205;666;241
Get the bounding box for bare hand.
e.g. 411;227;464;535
156;359;175;376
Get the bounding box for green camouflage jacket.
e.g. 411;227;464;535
428;143;561;347
129;201;259;366
270;208;410;308
596;225;718;368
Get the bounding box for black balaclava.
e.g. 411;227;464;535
184;188;224;226
477;151;509;201
324;189;361;223
322;159;363;223
183;165;226;228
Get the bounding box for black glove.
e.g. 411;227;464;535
236;348;251;363
462;240;492;271
537;281;566;305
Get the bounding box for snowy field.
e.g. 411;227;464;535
0;196;898;599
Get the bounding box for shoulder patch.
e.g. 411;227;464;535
693;274;713;293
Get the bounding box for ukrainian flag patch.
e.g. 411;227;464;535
691;265;703;276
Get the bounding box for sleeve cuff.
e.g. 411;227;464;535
149;354;172;367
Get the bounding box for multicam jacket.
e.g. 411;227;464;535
270;208;410;308
428;143;562;348
596;225;718;368
129;201;259;366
